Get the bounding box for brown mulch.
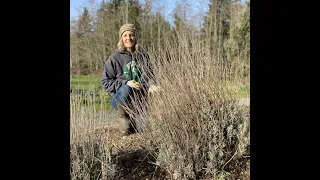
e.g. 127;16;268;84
95;124;169;180
223;157;250;180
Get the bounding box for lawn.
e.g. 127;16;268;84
70;75;113;110
70;75;101;90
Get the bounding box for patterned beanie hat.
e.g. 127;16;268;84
119;24;137;39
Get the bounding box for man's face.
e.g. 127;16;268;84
122;30;136;49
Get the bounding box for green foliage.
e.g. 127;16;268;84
109;0;125;10
129;0;141;22
201;0;232;54
223;2;250;79
239;3;250;60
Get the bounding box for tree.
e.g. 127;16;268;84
224;1;249;80
201;0;232;58
76;7;92;38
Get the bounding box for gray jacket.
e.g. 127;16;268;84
101;49;155;97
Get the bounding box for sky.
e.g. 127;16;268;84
70;0;91;19
70;0;210;26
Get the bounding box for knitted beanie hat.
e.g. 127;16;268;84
119;24;137;39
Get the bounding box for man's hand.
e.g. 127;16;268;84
148;85;160;96
127;80;140;89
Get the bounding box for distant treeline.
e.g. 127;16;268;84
70;0;249;81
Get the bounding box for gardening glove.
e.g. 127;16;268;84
127;80;140;90
148;85;160;96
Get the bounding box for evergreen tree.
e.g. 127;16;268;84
201;0;232;59
76;7;92;38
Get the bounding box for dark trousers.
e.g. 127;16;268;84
111;85;145;134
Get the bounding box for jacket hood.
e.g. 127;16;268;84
115;48;145;56
115;49;123;54
115;49;134;54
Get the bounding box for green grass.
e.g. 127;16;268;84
224;81;250;98
70;75;100;90
240;86;250;98
71;75;113;111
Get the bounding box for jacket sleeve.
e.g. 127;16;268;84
101;56;128;94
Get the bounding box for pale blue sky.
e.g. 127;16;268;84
70;0;91;19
